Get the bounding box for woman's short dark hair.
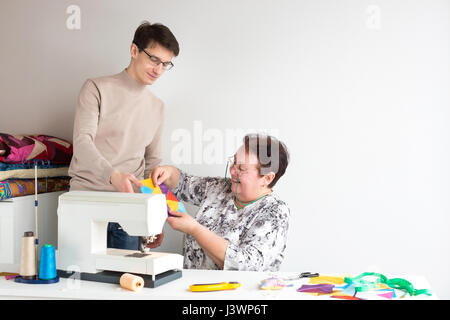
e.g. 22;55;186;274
243;134;289;188
132;21;180;56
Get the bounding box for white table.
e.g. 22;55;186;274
0;269;437;300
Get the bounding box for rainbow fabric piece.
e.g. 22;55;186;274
140;178;186;213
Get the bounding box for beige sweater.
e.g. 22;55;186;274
68;69;164;191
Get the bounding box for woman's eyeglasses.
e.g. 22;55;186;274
224;156;259;179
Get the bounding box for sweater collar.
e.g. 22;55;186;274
119;68;147;92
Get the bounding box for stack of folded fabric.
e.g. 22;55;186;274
0;133;72;200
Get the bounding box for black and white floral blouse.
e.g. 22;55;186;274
171;170;290;272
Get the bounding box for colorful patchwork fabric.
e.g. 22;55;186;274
259;277;287;290
0;177;70;200
0;133;73;164
140;178;186;213
0;162;69;180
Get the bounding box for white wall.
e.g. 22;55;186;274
1;0;449;298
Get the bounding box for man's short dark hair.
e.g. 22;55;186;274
132;21;179;56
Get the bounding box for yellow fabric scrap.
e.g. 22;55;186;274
309;275;346;285
375;283;390;290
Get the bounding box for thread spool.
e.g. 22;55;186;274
19;231;36;280
120;273;144;291
39;244;57;280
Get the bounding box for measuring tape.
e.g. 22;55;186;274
344;272;432;296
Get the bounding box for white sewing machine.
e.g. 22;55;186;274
56;191;183;288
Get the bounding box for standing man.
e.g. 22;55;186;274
68;21;180;250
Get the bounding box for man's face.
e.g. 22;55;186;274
131;42;174;85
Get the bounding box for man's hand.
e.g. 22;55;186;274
150;165;179;189
110;170;143;193
145;231;164;249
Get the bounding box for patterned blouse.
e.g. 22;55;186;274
171;170;290;272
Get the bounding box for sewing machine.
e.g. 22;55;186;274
56;191;183;288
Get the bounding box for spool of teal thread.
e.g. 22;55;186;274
38;244;56;280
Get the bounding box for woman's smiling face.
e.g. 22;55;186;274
229;145;267;203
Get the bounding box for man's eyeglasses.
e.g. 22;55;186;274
141;48;174;70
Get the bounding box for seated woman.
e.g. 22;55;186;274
151;134;290;271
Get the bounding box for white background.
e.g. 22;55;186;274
1;0;449;298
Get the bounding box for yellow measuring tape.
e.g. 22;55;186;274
189;282;241;292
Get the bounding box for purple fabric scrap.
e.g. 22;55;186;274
159;183;169;194
297;284;335;294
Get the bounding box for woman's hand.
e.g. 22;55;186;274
166;209;200;236
167;209;229;270
150;165;180;189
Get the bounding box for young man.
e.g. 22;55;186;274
68;21;179;250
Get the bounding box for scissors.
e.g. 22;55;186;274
300;272;320;278
282;272;320;281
